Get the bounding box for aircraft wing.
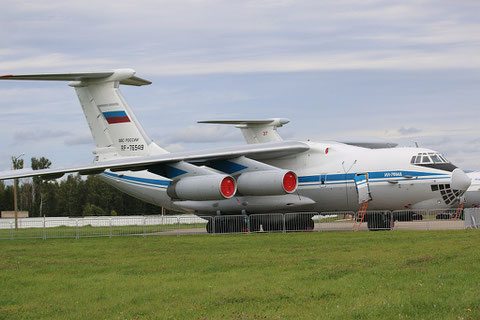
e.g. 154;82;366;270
342;142;398;149
0;141;309;181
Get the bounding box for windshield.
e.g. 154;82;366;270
411;152;449;165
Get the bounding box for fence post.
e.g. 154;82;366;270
43;215;46;240
143;215;146;238
426;209;430;231
10;222;13;240
247;215;250;234
390;211;394;231
283;214;286;233
76;218;79;240
177;217;180;236
109;218;112;238
213;217;216;235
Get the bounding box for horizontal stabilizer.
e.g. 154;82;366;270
198;118;290;144
0;69;151;86
198;118;290;126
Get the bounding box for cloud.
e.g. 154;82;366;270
398;126;422;136
163;144;186;153
133;48;480;76
1;1;479;75
13;129;72;142
158;125;240;144
64;132;93;146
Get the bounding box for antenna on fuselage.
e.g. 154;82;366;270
342;160;357;173
415;142;419;148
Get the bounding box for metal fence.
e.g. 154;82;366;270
0;208;478;240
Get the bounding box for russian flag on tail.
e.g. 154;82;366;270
102;111;131;124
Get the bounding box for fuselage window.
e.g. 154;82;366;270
415;156;422;164
422;156;431;163
411;156;416;164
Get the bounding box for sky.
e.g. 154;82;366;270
0;0;479;171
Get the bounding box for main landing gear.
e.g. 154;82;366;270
365;212;393;231
206;216;249;234
206;215;315;233
285;217;314;231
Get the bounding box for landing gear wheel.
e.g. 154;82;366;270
305;218;314;231
412;213;423;221
285;217;314;231
206;221;213;234
249;217;260;232
214;216;229;233
367;213;393;231
262;217;283;232
228;216;248;233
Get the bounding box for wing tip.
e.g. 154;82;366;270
0;75;13;78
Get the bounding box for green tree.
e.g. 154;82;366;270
0;180;5;211
82;203;106;216
31;157;52;217
56;174;85;216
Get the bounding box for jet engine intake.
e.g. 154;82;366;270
237;170;297;196
167;175;236;200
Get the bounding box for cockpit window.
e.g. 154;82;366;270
412;152;450;164
430;155;441;163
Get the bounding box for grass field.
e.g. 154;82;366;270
1;230;479;319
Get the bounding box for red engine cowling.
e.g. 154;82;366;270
236;170;297;196
167;175;236;200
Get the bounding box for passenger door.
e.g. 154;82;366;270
354;173;372;204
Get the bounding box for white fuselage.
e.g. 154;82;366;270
99;141;469;215
464;172;480;207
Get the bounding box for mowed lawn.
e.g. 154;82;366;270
1;230;479;320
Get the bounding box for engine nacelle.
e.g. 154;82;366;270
237;170;297;196
167;175;236;200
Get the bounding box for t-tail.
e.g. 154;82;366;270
0;69;167;161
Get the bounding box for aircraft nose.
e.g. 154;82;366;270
451;168;471;191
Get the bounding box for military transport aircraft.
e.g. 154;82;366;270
0;69;471;232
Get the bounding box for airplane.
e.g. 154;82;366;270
464;172;480;207
0;68;472;232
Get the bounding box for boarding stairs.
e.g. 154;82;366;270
352;201;369;231
454;202;464;220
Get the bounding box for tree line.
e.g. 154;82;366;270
0;157;171;217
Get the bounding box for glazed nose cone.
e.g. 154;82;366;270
451;168;471;191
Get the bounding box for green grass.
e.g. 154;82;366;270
1;230;479;319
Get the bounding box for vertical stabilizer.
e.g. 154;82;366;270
71;80;166;161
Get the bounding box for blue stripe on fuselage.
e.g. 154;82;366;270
298;170;449;186
103;171;170;188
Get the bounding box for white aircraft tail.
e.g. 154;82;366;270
0;69;168;161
